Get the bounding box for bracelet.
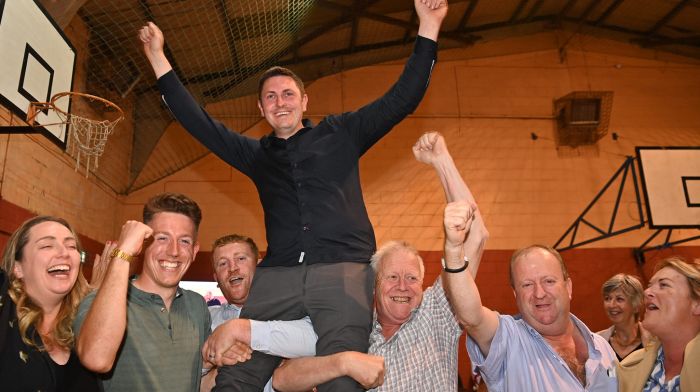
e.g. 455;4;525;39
441;256;469;273
110;247;135;263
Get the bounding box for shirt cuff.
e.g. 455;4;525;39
249;319;270;352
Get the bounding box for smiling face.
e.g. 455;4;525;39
512;248;572;336
603;288;636;325
643;267;700;338
12;221;81;304
137;212;199;294
257;75;308;139
375;249;424;331
212;241;257;307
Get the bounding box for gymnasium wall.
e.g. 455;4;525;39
1;19;699;389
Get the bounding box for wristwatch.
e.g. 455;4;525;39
441;256;469;273
110;247;135;263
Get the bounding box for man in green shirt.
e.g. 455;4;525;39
74;193;212;391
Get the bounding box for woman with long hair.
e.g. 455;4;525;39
0;216;98;391
597;273;652;361
617;257;700;391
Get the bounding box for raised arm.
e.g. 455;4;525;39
413;131;486;277
75;221;153;373
272;352;384;392
139;22;172;78
138;22;257;176
414;131;498;355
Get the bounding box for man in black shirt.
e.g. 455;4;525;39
140;1;447;390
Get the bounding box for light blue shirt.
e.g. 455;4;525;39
467;314;618;392
207;306;317;392
209;303;242;330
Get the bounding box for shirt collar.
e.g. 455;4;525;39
261;119;314;148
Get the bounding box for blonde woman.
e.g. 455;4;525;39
618;257;700;391
0;216;98;391
597;274;652;361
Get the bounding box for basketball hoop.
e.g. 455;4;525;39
27;92;124;178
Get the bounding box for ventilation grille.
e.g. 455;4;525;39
554;91;613;147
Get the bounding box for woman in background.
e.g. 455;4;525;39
0;216;98;391
597;273;652;361
617;257;700;391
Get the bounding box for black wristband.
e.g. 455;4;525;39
441;256;469;273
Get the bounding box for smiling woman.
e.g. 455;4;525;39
0;216;98;391
596;274;653;361
617;257;700;392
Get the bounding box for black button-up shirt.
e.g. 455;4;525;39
158;36;437;267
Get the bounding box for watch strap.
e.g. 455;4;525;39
110;247;135;263
441;256;469;273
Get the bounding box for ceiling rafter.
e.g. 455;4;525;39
524;0;546;22
316;0;477;45
646;0;691;36
594;0;625;26
215;0;242;73
509;0;530;23
202;0;378;98
457;0;479;32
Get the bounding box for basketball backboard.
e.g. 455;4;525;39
637;147;700;229
0;0;76;148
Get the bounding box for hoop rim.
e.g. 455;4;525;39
26;91;125;126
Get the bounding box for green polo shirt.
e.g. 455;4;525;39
74;280;211;392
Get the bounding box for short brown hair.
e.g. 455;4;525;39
509;245;568;287
211;234;259;267
143;193;202;232
653;256;700;301
258;66;305;99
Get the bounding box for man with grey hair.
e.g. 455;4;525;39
268;132;489;391
460;244;618;391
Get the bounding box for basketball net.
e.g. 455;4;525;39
28;92;124;178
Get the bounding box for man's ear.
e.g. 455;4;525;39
301;94;308;112
193;241;200;260
566;278;573;300
257;100;264;117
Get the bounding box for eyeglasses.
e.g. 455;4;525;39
381;273;422;285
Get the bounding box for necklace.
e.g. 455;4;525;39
612;325;640;347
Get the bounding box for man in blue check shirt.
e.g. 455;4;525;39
459;245;618;391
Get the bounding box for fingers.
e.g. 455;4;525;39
218;342;252;366
413;131;440;152
419;0;447;10
421;0;447;10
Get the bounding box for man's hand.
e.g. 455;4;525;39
89;240;117;290
339;352;385;389
416;0;448;41
413;131;448;165
138;22;172;78
203;341;252;368
202;318;252;367
139;22;165;61
444;200;475;251
115;220;153;258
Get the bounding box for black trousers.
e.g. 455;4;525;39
214;261;375;392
